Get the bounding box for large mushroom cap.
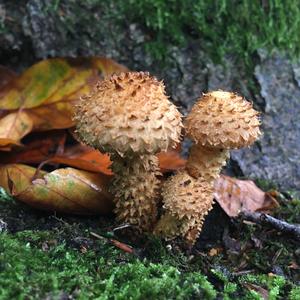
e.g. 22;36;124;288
185;91;261;149
74;72;182;155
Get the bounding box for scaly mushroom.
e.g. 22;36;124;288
74;71;183;231
155;91;261;244
185;91;261;181
154;171;213;242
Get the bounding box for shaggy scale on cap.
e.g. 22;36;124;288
185;91;261;149
75;71;182;156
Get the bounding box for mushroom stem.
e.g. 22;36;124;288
110;153;160;231
155;205;207;246
153;211;182;239
155;143;228;245
186;144;230;180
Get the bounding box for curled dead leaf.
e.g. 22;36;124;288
0;57;128;151
0;139;186;175
243;283;269;300
214;175;279;217
0;164;113;215
157;150;186;172
0;111;33;150
49;145;112;175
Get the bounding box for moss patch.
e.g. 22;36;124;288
0;187;300;299
0;230;299;299
0;231;217;299
109;0;300;63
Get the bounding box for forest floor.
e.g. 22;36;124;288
1;2;300;299
0;184;299;300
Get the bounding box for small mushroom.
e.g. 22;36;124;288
154;171;213;244
74;71;183;231
185;91;261;181
155;90;261;244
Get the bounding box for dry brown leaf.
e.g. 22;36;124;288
49;145;112;175
0;164;113;215
0;111;33;150
0;57;128;151
157;150;186;172
214;175;279;217
0;139;186;175
0;131;67;164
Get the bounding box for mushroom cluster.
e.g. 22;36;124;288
74;72;261;245
74;72;183;231
155;91;261;245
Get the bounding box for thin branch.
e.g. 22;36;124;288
239;211;300;240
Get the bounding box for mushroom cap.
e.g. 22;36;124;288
74;71;182;155
185;91;261;149
162;171;213;220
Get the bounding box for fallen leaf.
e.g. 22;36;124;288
208;248;222;256
0;111;33;150
49;145;112;175
0;164;113;215
0;140;186;175
158;150;186;172
0;57;128;150
214;175;279;217
110;239;134;254
0;131;68;164
288;261;300;270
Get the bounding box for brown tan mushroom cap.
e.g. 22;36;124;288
185;91;261;149
74;72;182;155
162;171;213;220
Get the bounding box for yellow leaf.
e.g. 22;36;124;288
0;57;128;150
0;111;33;150
0;164;114;215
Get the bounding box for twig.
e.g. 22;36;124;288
232;270;255;276
90;231;134;254
113;224;133;232
239;211;300;240
90;231;106;240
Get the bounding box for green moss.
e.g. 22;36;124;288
0;231;216;299
289;286;300;300
109;0;300;63
1;187;299;299
0;188;13;203
1;228;299;300
212;269;299;300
